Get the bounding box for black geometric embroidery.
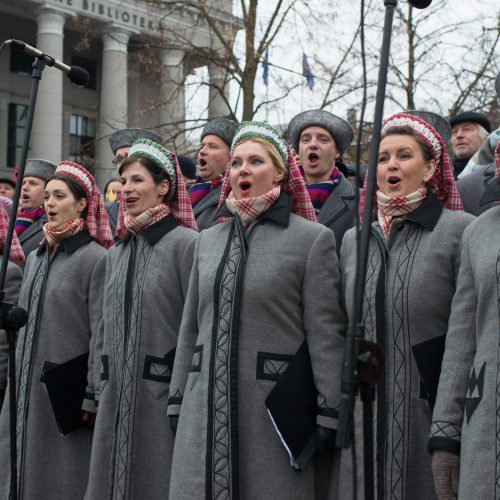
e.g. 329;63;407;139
256;352;292;381
430;421;461;440
465;362;486;423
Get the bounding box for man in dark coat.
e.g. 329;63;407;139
449;111;491;178
105;128;162;236
16;158;56;263
188;118;238;230
288;109;357;252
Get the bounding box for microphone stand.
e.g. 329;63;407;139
1;56;45;500
336;1;397;499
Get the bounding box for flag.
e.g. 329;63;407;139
262;48;269;87
302;53;315;90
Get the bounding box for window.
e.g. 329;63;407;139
69;114;96;170
71;56;97;89
7;103;29;168
10;43;34;75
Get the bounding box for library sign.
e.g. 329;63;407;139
50;0;163;33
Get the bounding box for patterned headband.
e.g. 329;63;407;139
382;113;443;163
231;121;289;165
56;161;94;193
128;138;177;194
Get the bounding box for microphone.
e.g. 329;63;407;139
409;0;432;8
7;39;89;86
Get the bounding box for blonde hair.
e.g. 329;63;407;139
236;137;287;182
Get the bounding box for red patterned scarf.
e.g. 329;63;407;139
189;176;223;208
225;187;281;229
116;203;171;239
0;206;24;265
42;218;86;249
377;187;427;238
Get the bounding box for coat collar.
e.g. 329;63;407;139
317;176;356;225
120;214;178;247
192;184;222;216
480;177;500;205
214;191;291;227
404;192;443;230
37;228;92;256
19;212;48;243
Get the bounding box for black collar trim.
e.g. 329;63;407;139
122;214;178;247
213;191;291;227
37;229;92;256
404;193;443;231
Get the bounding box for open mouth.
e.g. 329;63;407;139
239;181;252;194
125;197;139;204
199;159;207;168
308;153;320;164
48;211;57;218
388;176;401;186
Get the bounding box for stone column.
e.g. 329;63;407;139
159;49;185;150
208;61;230;119
95;28;130;187
30;8;66;164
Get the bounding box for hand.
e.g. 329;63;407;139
315;425;336;452
170;415;179;437
432;450;460;499
82;410;97;431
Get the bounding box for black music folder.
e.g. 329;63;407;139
41;352;89;435
412;335;446;411
265;340;318;470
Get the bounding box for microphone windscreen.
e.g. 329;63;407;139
409;0;432;8
67;65;89;86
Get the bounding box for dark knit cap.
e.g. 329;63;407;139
200;118;238;147
109;128;163;154
25;158;57;180
406;110;451;141
449;112;492;133
287;109;354;156
0;177;15;188
177;155;197;180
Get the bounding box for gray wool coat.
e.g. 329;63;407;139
339;195;474;500
457;162;499;216
190;183;222;230
315;175;357;254
0;262;24;411
429;206;500;499
85;215;198;500
0;231;107;500
18;213;47;267
168;193;346;500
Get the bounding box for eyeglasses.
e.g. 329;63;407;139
112;154;128;167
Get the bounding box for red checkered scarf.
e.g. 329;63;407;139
217;145;317;223
0;206;24;265
377;187;427;238
116;152;198;235
225;187;281;228
359;113;463;220
56;162;114;248
116;203;171;238
495;141;500;178
42;218;85;250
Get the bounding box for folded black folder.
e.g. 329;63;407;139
411;335;446;411
41;352;89;436
265;340;318;470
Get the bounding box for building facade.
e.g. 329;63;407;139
0;0;235;186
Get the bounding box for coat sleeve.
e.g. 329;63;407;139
167;236;201;418
302;226;347;429
429;226;476;455
0;263;23;409
82;252;107;413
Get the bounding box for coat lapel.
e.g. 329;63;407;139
193;185;221;217
317;178;355;226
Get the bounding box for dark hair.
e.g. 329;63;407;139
45;173;88;219
119;156;173;202
103;177;121;195
381;125;434;163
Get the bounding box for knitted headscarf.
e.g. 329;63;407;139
55;162;114;248
217;121;317;222
116;139;197;232
359;113;463;219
